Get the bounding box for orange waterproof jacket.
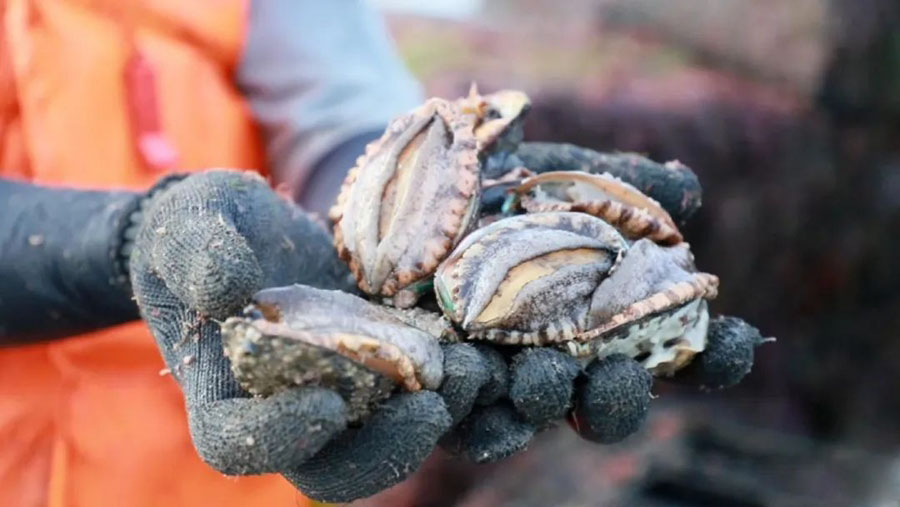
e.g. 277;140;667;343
0;0;308;505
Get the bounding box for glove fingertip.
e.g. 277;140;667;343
670;315;766;390
286;391;450;503
189;387;348;476
458;404;535;464
142;181;264;318
439;343;491;425
572;354;652;444
473;344;509;405
187;244;263;318
509;348;580;427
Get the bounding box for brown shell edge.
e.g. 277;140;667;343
522;199;684;245
575;273;719;343
332;99;481;298
387;100;480;296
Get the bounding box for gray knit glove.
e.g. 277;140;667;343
129;170;496;502
445;316;765;464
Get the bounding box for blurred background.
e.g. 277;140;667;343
360;0;900;505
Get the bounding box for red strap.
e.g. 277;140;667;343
124;49;179;172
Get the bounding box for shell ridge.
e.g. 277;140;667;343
383;101;480;295
471;261;602;340
359;110;437;290
371;111;447;291
459;228;622;327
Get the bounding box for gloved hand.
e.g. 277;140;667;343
442;142;768;463
1;147;766;500
129;155;766;497
129;170;499;502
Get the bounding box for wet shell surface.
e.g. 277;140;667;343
433;210;717;375
571;239;719;374
330;98;481;305
434;211;629;345
515;171;683;245
221;285;444;421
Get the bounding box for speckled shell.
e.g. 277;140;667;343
515;171;683;245
221;285;444;421
330;98;481;305
434;212;628;345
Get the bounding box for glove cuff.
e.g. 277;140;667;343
116;173;190;283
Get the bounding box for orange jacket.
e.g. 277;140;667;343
0;0;307;505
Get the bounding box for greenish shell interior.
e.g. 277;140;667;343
434;275;457;315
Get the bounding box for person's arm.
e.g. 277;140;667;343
0;179;141;343
235;0;423;214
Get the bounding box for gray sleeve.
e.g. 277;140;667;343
236;0;424;190
0;180;140;343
